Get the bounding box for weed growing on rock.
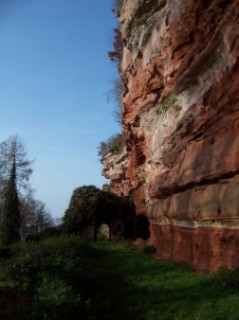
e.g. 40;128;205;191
98;133;124;159
156;96;177;117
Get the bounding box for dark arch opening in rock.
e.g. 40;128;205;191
124;220;134;239
136;215;150;240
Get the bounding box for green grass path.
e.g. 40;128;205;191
87;241;239;320
0;237;239;320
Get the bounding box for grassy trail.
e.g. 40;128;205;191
88;242;239;320
0;237;239;319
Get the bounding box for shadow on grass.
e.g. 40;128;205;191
0;238;238;320
80;242;239;320
79;245;149;320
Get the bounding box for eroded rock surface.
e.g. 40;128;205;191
103;0;239;271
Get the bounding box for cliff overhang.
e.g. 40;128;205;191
103;0;239;271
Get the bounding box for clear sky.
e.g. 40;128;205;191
0;0;120;220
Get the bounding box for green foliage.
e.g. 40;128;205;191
33;276;87;320
141;245;156;255
0;135;39;245
98;133;124;159
215;267;239;291
0;135;33;192
63;185;100;235
110;137;124;154
0;237;92;319
0;238;239;319
0;162;21;245
63;185;131;239
86;242;239;320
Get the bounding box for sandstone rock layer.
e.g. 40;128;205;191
103;0;239;271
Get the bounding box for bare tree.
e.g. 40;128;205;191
20;195;53;240
107;77;123;126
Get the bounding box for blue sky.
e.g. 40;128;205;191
0;0;120;219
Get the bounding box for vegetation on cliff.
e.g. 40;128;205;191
98;0;124;160
108;28;123;63
98;133;124;159
112;0;124;11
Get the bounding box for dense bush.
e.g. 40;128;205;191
63;185;100;236
63;185;135;240
0;237;92;319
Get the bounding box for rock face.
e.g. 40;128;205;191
103;0;239;271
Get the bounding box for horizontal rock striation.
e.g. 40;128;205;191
103;0;239;271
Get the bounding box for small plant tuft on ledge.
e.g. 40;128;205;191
98;134;124;159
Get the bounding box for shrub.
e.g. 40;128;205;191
33;276;89;320
0;237;93;319
98;133;124;159
63;186;120;237
63;186;135;241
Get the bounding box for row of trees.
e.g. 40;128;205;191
0;135;53;245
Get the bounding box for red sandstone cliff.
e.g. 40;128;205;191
102;0;239;271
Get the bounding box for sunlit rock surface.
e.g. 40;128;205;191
103;0;239;271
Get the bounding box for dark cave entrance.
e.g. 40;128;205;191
136;215;150;240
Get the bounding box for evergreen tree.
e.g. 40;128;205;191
0;135;33;192
0;161;21;245
0;135;33;245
